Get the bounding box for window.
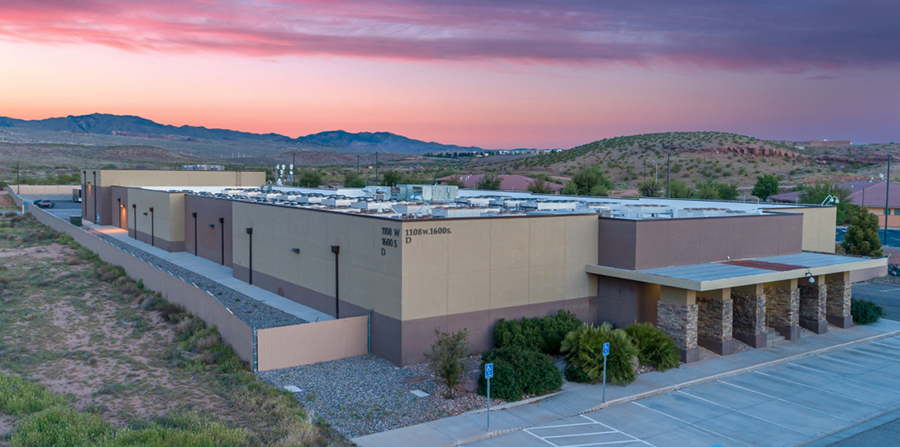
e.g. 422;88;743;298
893;209;900;216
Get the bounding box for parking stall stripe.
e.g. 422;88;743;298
580;415;658;447
846;347;900;362
631;402;751;447
751;370;889;409
675;389;808;435
717;380;851;422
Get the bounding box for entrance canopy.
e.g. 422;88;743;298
586;252;885;291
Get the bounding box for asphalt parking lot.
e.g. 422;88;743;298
471;333;900;447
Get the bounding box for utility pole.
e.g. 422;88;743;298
375;152;379;185
885;154;893;246
666;153;671;198
357;155;360;174
16;162;19;193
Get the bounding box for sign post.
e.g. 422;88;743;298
485;362;493;431
602;342;610;404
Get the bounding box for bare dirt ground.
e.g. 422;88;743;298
0;214;351;446
0;242;243;428
0;191;14;208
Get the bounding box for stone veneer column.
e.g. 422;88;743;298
826;272;853;328
657;286;700;363
731;284;767;348
764;278;800;341
799;275;828;334
696;288;735;355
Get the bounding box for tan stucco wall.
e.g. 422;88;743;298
765;207;836;253
127;188;186;243
83;169;265;188
231;202;403;319
400;215;599;321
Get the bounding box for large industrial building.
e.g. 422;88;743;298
81;169;886;365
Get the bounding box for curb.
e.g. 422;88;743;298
571;327;900;416
447;327;900;446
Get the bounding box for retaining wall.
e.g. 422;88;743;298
9;185;78;195
9;186;369;370
257;316;369;371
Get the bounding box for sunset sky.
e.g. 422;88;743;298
1;0;898;149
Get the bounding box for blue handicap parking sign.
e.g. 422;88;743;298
485;363;494;379
603;342;610;356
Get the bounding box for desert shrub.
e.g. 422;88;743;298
155;302;184;322
11;405;114;447
494;310;582;355
851;299;885;325
561;323;639;385
3;211;15;217
140;296;164;311
425;328;469;398
624;323;680;371
477;346;562;401
0;374;67;416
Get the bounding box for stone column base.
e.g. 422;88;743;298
800;318;828;334
698;337;736;356
734;331;767;349
775;325;801;341
680;347;701;363
827;314;854;328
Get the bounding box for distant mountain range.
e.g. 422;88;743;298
0;113;484;155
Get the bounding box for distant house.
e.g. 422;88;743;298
771;180;900;227
436;174;564;193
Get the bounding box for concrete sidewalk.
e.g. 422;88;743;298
353;319;900;447
81;222;332;323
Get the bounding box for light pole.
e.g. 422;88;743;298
652;160;658;183
666;153;671;198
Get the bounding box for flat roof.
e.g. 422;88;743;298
135;184;819;222
586;252;886;291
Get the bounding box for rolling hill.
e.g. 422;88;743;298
0;113;482;155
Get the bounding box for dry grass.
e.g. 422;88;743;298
0;214;350;446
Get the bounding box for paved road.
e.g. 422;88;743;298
853;283;900;321
470;333;900;447
836;228;900;247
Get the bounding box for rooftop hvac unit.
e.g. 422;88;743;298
295;196;326;204
521;201;578;211
466;198;492;206
323;198;353;207
676;207;730;218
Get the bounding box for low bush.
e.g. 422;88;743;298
0;374;67;416
424;328;469;398
851;299;885;325
624;323;680;371
477;346;562;401
494;310;582;355
11;405;113;447
561;323;639;385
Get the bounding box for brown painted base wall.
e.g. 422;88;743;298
596;276;659;328
184;195;233;267
133;229;184;253
236;264;597;366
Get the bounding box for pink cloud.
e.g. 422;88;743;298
0;1;898;71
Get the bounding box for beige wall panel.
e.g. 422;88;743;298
231;201;403;319
448;271;491;314
341;264;402;318
490;219;530;270
98;170;265;187
529;217;566;267
446;220;491;274
402;275;448;320
565;267;597;301
401;223;450;278
764;206;836;253
529;264;565;304
490;267;530;309
565;216;599;264
126;188;184;242
256;316;368;371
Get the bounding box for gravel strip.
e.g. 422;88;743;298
258;355;445;438
89;230;303;329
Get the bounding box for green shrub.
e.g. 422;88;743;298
561;323;639;385
425;328;469;398
851;299;885;325
112;410;250;447
477;346;562;401
11;405;114;447
0;374;67;415
624;323;681;372
494;310;581;355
